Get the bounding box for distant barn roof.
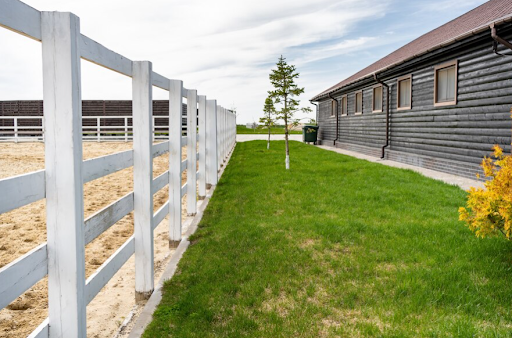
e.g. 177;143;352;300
312;0;512;101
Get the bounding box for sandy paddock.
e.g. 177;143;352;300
0;142;192;338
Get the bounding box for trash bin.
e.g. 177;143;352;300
302;125;319;145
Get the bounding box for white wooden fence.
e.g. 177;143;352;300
0;114;193;142
0;1;237;337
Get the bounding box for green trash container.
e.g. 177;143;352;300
302;125;319;145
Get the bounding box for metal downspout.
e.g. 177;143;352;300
373;73;390;159
309;100;319;124
328;93;339;146
490;24;512;56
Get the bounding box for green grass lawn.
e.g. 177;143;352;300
144;141;512;338
237;125;302;134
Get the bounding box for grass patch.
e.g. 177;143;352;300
237;125;301;134
144;141;512;337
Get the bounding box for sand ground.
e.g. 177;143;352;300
0;142;191;338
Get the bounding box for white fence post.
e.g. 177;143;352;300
41;116;45;142
13;117;18;143
206;100;218;187
217;105;221;172
41;11;86;338
152;116;155;143
187;89;197;215
169;80;183;248
132;61;154;301
198;95;206;199
124;117;128;142
223;108;227;160
222;108;227;161
96;117;100;142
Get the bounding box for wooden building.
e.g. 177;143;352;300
311;0;512;180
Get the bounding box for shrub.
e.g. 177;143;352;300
459;144;512;239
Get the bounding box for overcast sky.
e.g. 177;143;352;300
0;0;486;123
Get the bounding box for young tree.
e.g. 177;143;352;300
268;55;311;169
259;97;276;150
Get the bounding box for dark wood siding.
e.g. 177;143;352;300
316;25;512;179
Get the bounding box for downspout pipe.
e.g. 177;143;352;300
491;24;512;50
309;100;319;125
490;23;512;55
373;73;390;159
328;93;339;146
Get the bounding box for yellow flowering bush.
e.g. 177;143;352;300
459;144;512;239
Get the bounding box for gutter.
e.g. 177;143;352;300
312;15;512;101
373;73;390;159
328;93;339;146
490;23;512;55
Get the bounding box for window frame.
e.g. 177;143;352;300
372;85;383;113
397;74;412;111
354;91;363;115
340;95;348;116
330;100;336;117
434;60;458;107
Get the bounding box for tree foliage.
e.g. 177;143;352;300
259;97;276;149
268;55;311;169
459;144;512;239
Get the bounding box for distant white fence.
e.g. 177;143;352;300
0;1;236;337
0;115;191;142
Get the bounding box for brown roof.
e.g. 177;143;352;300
312;0;512;100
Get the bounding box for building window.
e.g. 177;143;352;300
434;60;457;106
397;75;412;110
355;91;363;114
331;100;336;117
341;95;347;116
372;86;383;113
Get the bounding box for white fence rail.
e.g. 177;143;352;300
0;1;237;337
0;115;189;142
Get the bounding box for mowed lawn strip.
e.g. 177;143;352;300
144;141;512;338
236;125;302;134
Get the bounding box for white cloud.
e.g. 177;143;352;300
1;0;481;123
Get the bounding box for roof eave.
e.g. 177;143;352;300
310;14;512;102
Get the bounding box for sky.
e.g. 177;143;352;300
0;0;487;124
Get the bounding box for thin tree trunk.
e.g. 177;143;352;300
284;94;289;170
267;110;271;149
267;124;270;150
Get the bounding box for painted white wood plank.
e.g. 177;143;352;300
169;80;183;247
84;192;134;245
181;159;187;173
0;169;45;214
206;100;218;185
152;171;169;195
152;201;169;230
0;243;47;310
152;72;169;91
187;89;198;215
217;105;222;171
82;149;133;183
42;11;86;337
152;141;170;158
85;236;135;304
0;0;41;41
132;61;154;300
181;183;187;198
27;318;49;338
79;35;132;77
